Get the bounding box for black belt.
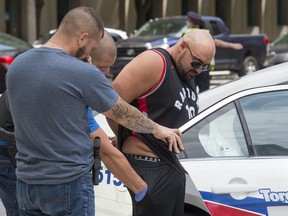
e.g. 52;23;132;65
125;153;161;162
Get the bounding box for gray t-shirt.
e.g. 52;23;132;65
6;47;118;184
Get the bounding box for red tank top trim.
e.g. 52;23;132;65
138;49;166;99
133;49;167;137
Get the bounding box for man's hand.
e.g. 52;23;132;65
231;43;243;50
153;125;184;153
82;56;92;63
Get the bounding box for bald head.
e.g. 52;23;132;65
168;29;215;81
183;29;215;64
91;30;117;74
57;7;104;40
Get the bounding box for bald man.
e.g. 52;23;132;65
108;29;215;215
87;30;150;204
6;7;183;216
91;30;117;75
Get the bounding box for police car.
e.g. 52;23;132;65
94;62;288;216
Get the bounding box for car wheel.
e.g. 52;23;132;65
239;56;259;77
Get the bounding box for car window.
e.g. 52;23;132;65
271;34;288;47
239;90;288;156
181;102;249;159
134;18;187;37
209;21;222;36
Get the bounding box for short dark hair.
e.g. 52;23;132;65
58;7;104;39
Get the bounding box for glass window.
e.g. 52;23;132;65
247;0;261;26
239;90;288;156
209;21;222;36
271;34;288;47
134;18;187;38
277;0;288;25
181;102;249;159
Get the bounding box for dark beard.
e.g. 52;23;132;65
177;53;198;81
75;46;86;60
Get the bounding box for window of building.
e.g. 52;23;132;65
277;0;288;25
247;0;261;26
215;0;231;27
181;0;198;16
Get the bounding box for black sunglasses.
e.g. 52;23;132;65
186;44;211;71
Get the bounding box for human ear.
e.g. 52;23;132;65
78;32;88;46
179;40;187;52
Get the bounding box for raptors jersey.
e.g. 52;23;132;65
118;48;198;178
131;48;199;128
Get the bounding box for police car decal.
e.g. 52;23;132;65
201;189;288;216
98;165;126;187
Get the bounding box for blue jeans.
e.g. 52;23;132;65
0;149;19;216
16;172;95;216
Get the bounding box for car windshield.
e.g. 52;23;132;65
0;33;32;50
134;18;188;37
271;34;288;47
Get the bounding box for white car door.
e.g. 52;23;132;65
180;87;288;216
94;86;288;216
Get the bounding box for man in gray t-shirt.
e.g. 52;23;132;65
6;6;183;216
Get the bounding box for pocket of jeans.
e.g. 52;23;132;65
37;183;71;215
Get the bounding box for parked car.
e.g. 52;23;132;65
32;29;57;48
94;62;288;216
265;33;288;66
111;15;270;79
105;27;128;41
0;32;32;93
32;28;128;48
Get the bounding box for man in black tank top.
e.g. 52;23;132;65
109;29;215;216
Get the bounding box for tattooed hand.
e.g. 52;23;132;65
153;125;183;153
103;97;184;153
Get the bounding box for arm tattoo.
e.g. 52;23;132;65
111;101;155;134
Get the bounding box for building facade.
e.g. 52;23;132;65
0;0;287;44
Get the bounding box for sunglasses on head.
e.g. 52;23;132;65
186;44;211;71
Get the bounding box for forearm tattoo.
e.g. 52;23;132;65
111;101;155;134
